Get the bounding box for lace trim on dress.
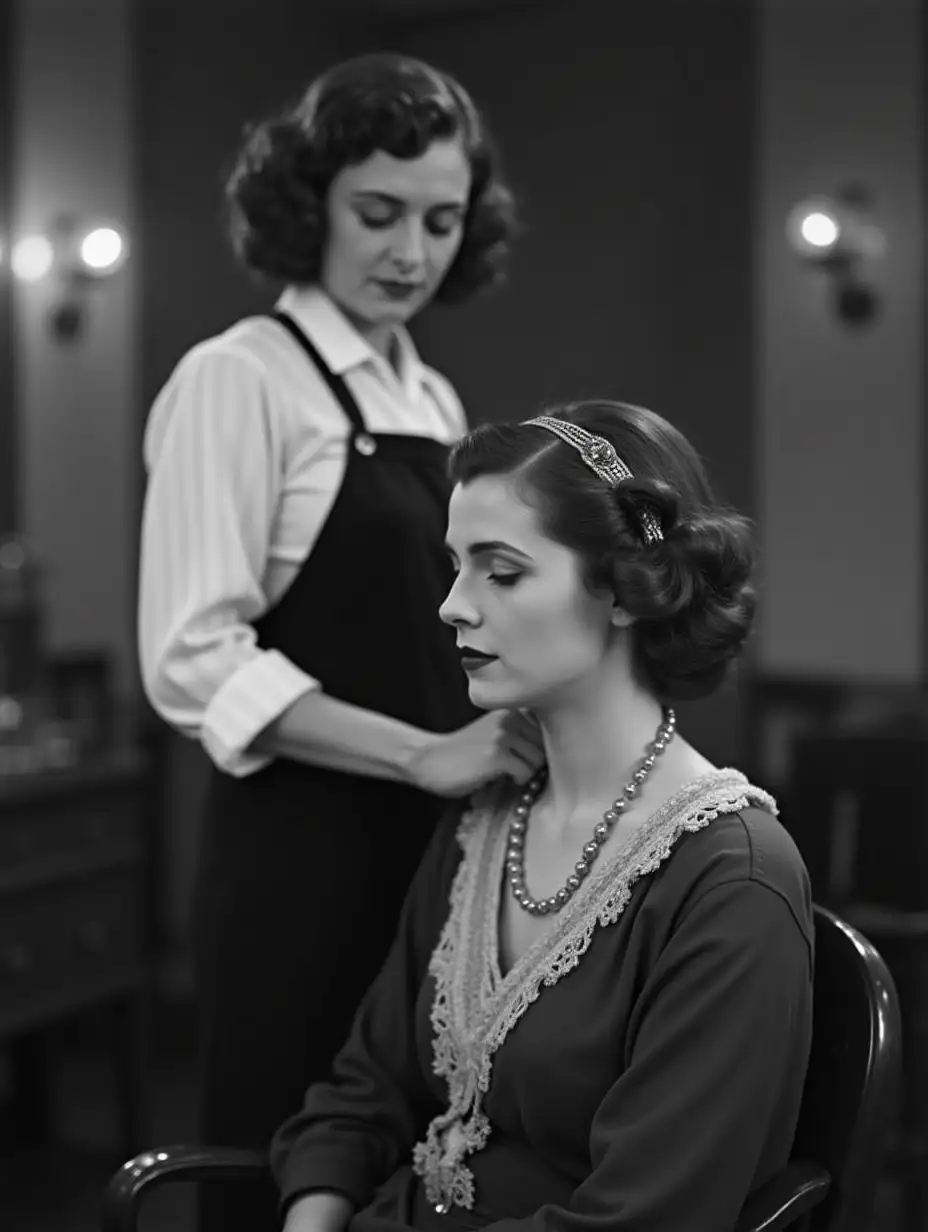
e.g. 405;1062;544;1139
411;769;777;1212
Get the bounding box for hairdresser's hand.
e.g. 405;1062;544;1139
409;710;545;798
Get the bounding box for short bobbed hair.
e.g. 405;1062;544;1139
225;52;516;302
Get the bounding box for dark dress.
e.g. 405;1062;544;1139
193;311;476;1232
272;769;815;1232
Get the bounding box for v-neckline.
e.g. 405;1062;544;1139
484;770;736;989
412;767;778;1214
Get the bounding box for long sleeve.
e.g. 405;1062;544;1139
270;808;464;1214
138;344;318;776
482;878;813;1232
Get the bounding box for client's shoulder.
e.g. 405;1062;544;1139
666;770;812;945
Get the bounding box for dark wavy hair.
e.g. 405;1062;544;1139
224;52;515;302
448;400;756;702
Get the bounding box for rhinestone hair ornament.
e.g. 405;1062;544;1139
524;416;664;545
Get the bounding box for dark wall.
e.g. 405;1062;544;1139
398;0;756;517
0;4;14;534
923;0;928;682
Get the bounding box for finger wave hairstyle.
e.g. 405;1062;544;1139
448;400;756;701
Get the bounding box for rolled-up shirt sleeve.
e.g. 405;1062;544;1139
138;344;318;776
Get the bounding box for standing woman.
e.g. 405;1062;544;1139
138;53;539;1232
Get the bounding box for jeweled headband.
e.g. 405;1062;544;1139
524;415;664;545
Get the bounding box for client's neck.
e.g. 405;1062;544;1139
535;665;669;823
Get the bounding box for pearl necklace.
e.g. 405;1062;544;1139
507;709;677;917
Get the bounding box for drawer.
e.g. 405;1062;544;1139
0;867;145;1029
0;786;143;886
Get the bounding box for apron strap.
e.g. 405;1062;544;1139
270;309;370;437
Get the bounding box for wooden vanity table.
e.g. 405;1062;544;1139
0;747;155;1156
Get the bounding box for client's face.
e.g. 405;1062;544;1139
440;475;617;712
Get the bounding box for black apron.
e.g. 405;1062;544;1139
192;311;476;1232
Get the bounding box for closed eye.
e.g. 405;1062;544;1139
358;210;397;230
427;207;465;237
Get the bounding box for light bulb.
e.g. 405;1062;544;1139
799;211;840;250
79;226;125;273
11;234;54;282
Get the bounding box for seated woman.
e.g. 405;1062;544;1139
270;400;814;1232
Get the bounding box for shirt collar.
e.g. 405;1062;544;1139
276;285;371;374
277;285;426;398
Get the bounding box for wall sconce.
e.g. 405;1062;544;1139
785;187;885;326
3;213;129;343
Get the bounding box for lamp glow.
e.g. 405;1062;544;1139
11;235;54;282
799;211;840;249
785;189;884;326
79;226;125;272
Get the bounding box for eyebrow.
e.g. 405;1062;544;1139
350;191;467;210
446;539;533;562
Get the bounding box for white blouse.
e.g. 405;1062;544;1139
138;286;467;778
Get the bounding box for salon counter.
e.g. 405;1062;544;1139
0;748;155;1154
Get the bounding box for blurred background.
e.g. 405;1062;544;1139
0;0;924;1228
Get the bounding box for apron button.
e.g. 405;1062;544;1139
354;433;377;456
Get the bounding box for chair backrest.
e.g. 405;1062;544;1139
792;905;901;1232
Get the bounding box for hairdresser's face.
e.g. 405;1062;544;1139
440;476;622;713
321;139;471;333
